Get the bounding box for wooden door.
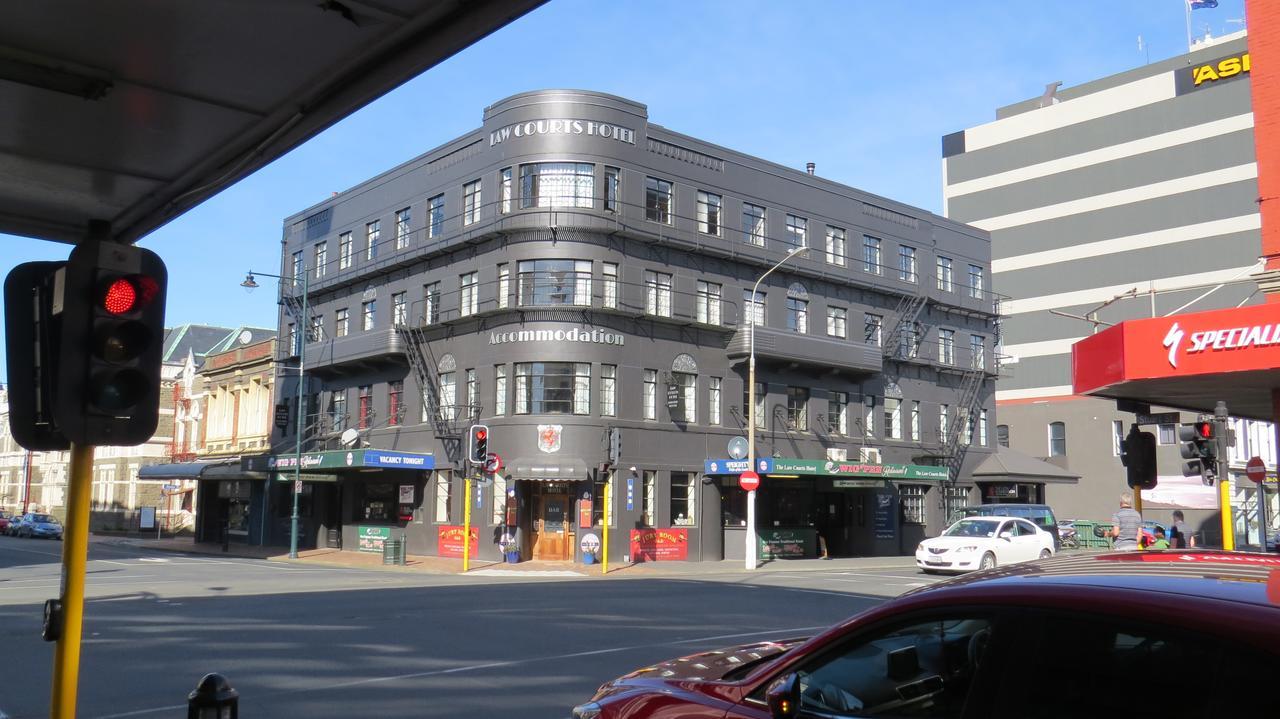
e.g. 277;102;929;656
532;493;570;560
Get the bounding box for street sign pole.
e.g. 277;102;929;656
1246;456;1268;549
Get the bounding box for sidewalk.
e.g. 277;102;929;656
90;533;921;578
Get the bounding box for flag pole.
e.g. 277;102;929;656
1185;0;1193;52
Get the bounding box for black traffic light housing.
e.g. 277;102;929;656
1179;420;1217;485
468;424;489;465
54;242;167;446
1120;425;1157;490
4;261;71;450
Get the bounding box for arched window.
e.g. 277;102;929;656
1048;422;1066;457
671;354;698;423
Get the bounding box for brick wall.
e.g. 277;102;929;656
1248;0;1280;283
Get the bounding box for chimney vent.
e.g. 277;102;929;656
806;162;816;175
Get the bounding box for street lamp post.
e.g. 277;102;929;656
242;267;307;559
746;246;807;570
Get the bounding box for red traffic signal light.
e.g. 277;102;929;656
1194;421;1213;439
468;424;490;465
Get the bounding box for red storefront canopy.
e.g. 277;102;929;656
1072;303;1280;421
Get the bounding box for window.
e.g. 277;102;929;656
313;242;327;278
1049;421;1067;457
673;372;697;423
602;263;618;309
937;255;954;292
786;298;808;333
643;370;657;420
645;176;672;223
785;214;807;249
428;194;444;238
863;234;882;274
423;282;440;324
902;321;922;358
338;232;353;270
362;300;376;331
459;272;477;317
494;365;507;417
828;391;848;435
968;264;984;299
513;362;590;415
671;472;696;526
940;404;950;441
497;264;510;309
518;259;592;306
885;397;902;440
911;400;921;441
330;391;347;433
827;307;847;339
308;314;324;343
940;329;955;365
979;409;989;446
392;292;406;326
641;470;656;526
899;245;917;282
358;385;372;430
465;368;478;416
604;166;620;213
999;423;1011;448
491;474;508;525
521;162;593;208
335;308;349;338
943;486;969;523
900;485;927;523
434;471;452;523
644;271;672;317
600;365;616;417
291;250;304;285
709;377;721;425
287;323;298;354
787;386;809;431
697;191;721;235
792;614;993;717
825;226;846;266
499;167;512;214
436;371;456;422
388;381;403;426
366;220;380;260
970;334;985;370
1158;423;1176;445
864;313;882;346
743;203;766;246
462;180;481;226
744;290;765;326
864;395;875;437
696;281;721;325
395;208;411;249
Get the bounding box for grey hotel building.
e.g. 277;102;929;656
269;90;1001;563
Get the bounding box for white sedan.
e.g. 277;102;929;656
916;516;1055;574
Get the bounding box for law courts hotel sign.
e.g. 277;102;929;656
489;118;637;147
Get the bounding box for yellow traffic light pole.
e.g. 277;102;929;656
50;443;94;719
1219;473;1234;551
602;472;610;575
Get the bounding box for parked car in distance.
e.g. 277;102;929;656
916;517;1054;574
15;512;62;540
571;552;1276;719
957;503;1060;549
0;509;12;534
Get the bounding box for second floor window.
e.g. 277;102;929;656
1049;421;1067;456
939;329;955;365
460;272;478;316
645;271;672;317
518;259;591;306
864;313;882;346
709;377;722;425
362;300;375;331
697;191;721;235
970;334;985;370
828;391;848;435
696;281;721;325
330;391;347;432
827;307;847;339
899;245;917;282
497;264;510;309
521;162;593;208
786;386;809;430
358;385;372;430
863;235;882;274
309;314;324;343
462;180;481;226
392;292;407;325
673;372;697;423
826;226;846;266
743;203;766;246
395;208;411;249
600;364;616;417
366;220;380;260
424;282;441;324
514;362;590;415
389;381;403;426
785;214;807;249
885;398;902;440
335;308;349;337
744;290;765;326
338;232;352;270
495;365;507;416
643;369;657;420
602;263;618;309
937;256;954;292
786;298;808;333
645;177;672;223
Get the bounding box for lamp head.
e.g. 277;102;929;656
240;273;260;292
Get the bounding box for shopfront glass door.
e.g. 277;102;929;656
532;492;570;560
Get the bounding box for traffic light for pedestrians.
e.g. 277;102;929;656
54;242;168;446
1179;420;1218;485
1120;425;1157;490
468;424;489;465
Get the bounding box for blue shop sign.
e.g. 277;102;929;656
704;458;773;475
363;450;435;469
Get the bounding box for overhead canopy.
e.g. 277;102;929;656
138;460;232;480
0;0;545;246
510;458;590;482
970;447;1081;485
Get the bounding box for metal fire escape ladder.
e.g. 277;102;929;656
396;324;470;464
884;290;929;360
943;365;987;482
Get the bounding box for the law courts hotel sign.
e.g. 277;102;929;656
489;118;637;147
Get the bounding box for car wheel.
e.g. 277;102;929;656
921;568;939;575
979;552;996;571
1039;548;1052;560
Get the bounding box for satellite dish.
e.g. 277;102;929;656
238;329;252;345
340;428;360;446
727;436;749;460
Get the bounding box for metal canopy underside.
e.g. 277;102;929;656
0;0;544;246
1079;369;1280;422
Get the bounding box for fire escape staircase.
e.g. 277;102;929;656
883;290;929;361
396;323;478;465
941;365;987;482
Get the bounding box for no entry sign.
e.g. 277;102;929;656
739;470;760;492
1246;456;1266;484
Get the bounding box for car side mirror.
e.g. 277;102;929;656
999;531;1013;540
766;672;801;719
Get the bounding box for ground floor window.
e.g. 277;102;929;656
434;471;453;523
671;472;697;526
641;470;656;527
943;485;969;524
900;484;927;524
360;482;395;522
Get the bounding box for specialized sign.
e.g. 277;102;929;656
665;384;680;411
272;472;339;483
483;452;503;475
626;475;635;511
488;326;626;347
489;118;637;147
267;448;434;471
758;529;815;559
1176;51;1250;95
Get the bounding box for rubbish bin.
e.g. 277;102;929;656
383;537;403;566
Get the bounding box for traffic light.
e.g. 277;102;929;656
4;261;70;450
1120;425;1157;490
1179;420;1217;485
608;427;622;464
468;424;489;465
54;242;167;446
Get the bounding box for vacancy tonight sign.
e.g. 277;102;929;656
1074;303;1280;394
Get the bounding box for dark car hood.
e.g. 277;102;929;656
617;638;805;682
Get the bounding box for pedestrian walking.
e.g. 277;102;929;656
1168;509;1194;548
1109;492;1143;551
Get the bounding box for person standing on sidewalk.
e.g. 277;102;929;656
1108;493;1142;551
1169;509;1194;548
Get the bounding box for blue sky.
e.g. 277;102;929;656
0;0;1248;377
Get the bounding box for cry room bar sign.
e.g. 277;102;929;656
630;528;688;562
438;525;479;558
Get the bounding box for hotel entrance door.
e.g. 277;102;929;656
532;488;571;560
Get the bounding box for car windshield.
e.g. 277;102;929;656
32;514;57;523
943;519;1000;538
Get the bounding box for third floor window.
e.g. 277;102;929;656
937;256;954;292
366;220;379;260
968;264;985;299
338;232;352;270
863;235;882;275
314;242;327;278
826;226;846;266
645;270;673;317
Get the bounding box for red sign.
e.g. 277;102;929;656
1247;456;1267;484
739;470;760;491
484;452;503;474
437;525;479;558
630;528;689;562
578;498;593;528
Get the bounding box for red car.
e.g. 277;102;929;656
0;510;12;533
572;552;1278;718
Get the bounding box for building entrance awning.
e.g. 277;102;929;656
1072;303;1280;420
138;460;233;479
510;458;590;481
